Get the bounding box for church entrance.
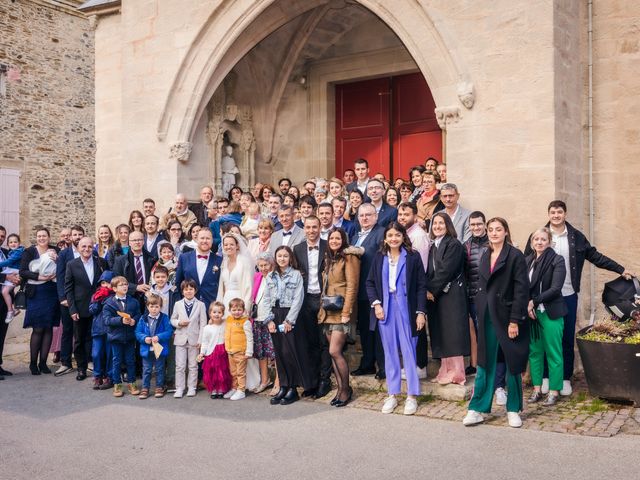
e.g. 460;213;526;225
335;72;442;180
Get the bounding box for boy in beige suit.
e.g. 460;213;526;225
170;279;207;398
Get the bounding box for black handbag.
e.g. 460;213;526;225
321;264;344;312
13;286;27;310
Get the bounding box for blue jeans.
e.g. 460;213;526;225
92;334;112;379
470;301;506;388
111;342;136;384
142;355;166;389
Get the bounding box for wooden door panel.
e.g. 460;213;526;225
394;131;442;179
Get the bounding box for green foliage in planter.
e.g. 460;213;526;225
578;316;640;344
623;332;640;345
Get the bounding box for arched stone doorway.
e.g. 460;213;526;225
158;0;472;193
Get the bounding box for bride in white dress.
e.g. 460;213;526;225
217;233;254;315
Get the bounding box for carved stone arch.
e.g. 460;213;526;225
157;0;470;151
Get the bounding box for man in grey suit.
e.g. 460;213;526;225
440;183;472;243
269;205;305;256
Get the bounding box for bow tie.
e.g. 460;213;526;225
308;246;318;251
197;255;208;260
282;231;292;236
358;230;370;237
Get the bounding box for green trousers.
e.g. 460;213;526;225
468;312;523;413
529;310;564;391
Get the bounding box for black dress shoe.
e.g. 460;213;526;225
29;363;41;376
314;380;331;399
330;395;339;406
0;367;13;376
301;388;317;398
76;371;87;381
280;388;299;405
270;387;288;405
351;367;376;376
374;371;386;380
334;387;353;408
465;366;477;376
39;363;52;374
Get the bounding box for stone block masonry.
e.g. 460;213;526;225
0;0;95;242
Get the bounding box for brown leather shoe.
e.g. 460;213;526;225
127;383;140;395
113;384;124;398
139;388;149;400
154;387;165;398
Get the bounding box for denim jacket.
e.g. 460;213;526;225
264;267;304;325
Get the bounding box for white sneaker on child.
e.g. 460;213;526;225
186;388;196;397
173;390;184;398
223;389;236;399
495;387;507;406
229;390;246;401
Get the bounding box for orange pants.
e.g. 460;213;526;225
228;352;248;391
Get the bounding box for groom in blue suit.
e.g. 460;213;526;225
174;229;221;310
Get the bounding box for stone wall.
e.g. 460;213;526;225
0;0;95;243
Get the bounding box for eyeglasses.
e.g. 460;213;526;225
130;239;144;242
169;228;182;232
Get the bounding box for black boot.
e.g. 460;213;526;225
270;387;288;405
30;363;41;376
280;387;299;405
39;362;52;374
314;379;331;399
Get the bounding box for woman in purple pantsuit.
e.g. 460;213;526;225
366;222;428;415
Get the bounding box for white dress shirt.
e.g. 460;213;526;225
82;257;94;284
281;229;293;246
146;233;158;252
307;243;321;294
196;251;209;284
551;227;574;296
388;257;398;293
355;228;371;247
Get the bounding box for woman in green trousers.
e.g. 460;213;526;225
463;217;530;428
526;228;567;406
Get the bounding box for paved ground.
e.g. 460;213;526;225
1;355;639;480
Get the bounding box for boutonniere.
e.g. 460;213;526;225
212;265;219;274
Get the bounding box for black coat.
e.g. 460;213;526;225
350;225;384;301
365;249;427;336
426;236;470;358
463;234;489;300
524;221;624;294
526;248;568;320
475;243;530;375
112;250;154;297
293;240;327;294
64;256;108;318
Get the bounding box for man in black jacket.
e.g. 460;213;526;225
64;237;107;381
527;200;633;396
0;225;19;380
113;231;154;311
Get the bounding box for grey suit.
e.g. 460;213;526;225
268;225;305;256
445;205;472;243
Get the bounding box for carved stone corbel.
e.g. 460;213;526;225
435;106;461;131
457;81;475;109
169;142;192;163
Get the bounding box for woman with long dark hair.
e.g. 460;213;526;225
463;217;529;428
426;211;470;386
366;222;427;415
19;228;60;375
128;210;144;233
106;223;130;269
318;227;362;407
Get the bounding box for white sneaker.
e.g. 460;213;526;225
495;387;507;406
541;378;550;394
381;395;398;414
186;388;197;397
4;311;13;324
560;380;572;396
404;397;418;415
173;389;184;398
507;411;522;428
223;389;236;399
462;410;484;426
229;390;246;401
416;367;427;379
401;368;406;380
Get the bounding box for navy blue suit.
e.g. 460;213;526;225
349;224;385;374
337;219;358;238
346;181;371;203
143;233;164;261
56;246;78;367
174;250;222;310
374;202;398;229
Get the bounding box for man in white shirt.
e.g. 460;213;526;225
269;205;305;256
331;196;357;238
143;214;162;260
317;203;334;241
346;158;371;201
440;183;471;242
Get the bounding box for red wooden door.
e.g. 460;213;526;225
391;73;442;180
335;77;391;178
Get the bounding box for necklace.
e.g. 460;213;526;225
388;253;399;266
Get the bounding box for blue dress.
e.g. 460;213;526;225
22;247;61;329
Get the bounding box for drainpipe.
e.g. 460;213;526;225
588;0;596;324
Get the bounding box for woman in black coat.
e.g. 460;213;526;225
526;227;567;406
19;228;60;375
426;212;470;385
463;217;529;428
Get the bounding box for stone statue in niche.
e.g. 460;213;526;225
221;144;239;198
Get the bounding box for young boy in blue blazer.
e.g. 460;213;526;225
135;293;173;399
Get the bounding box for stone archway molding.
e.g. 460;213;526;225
157;0;471;157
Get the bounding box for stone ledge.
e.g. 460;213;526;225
350;374;473;402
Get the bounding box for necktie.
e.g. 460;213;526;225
185;302;193;318
135;256;144;285
197;255;208;259
282;231;292;237
119;299;126;310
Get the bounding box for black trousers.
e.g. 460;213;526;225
60;305;74;367
299;294;332;384
416;328;428;369
73;316;93;371
356;299;385;374
0;298;8;366
271;307;305;388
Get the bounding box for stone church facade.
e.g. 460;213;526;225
1;0;639;326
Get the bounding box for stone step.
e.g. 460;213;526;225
350;374;473;402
